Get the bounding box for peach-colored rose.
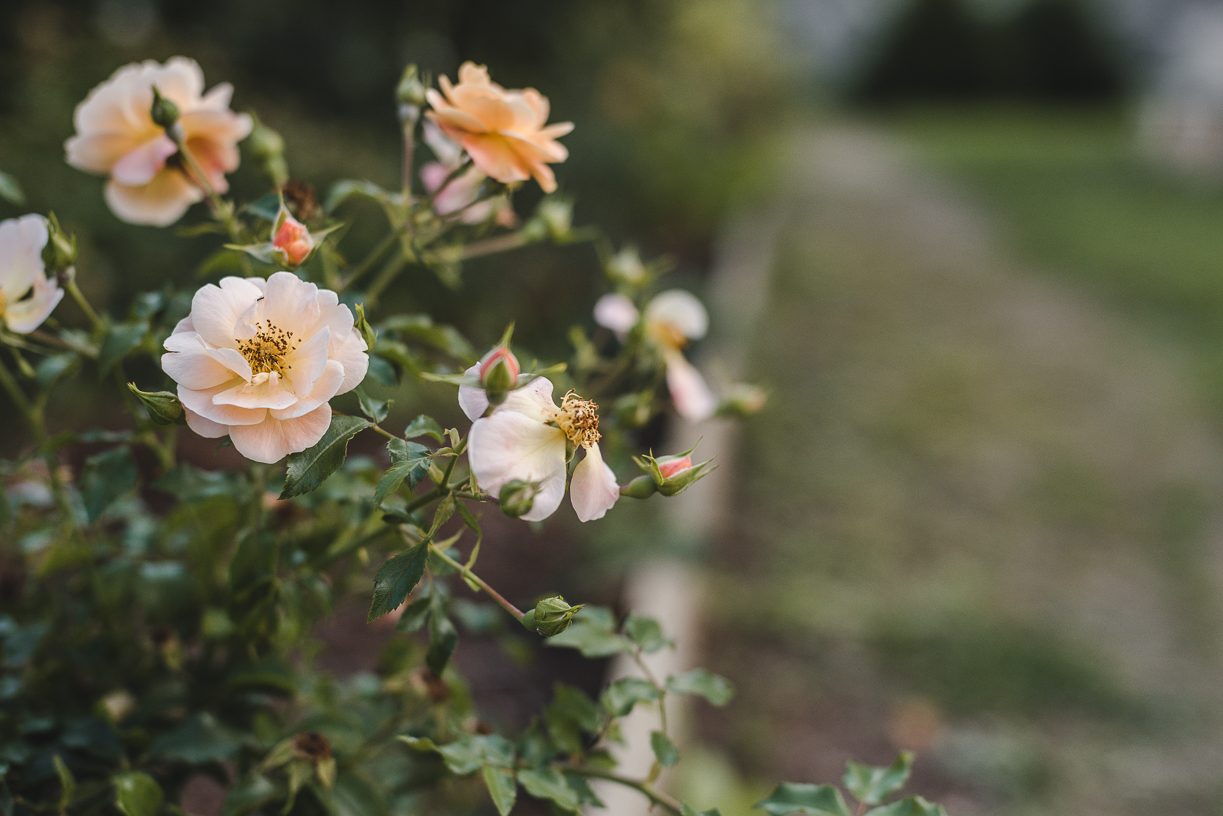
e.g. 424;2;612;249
65;57;252;227
425;63;573;194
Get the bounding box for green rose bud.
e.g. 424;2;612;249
127;383;186;425
619;474;658;499
537;197;573;241
498;479;537;518
40;212;77;274
523;595;584;637
150;85;180;131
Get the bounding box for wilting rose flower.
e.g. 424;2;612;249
426;62;573;194
0;215;64;334
161;272;368;463
594;289;717;422
65;57;252;226
420;122;516;226
460;373;618;522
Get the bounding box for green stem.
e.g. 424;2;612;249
565;766;683;816
361;254;409;308
171;135;242;242
458;230;530;261
339;225;408;293
427;543;525;624
65;279;104;334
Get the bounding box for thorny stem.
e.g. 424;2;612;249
565;766;683;816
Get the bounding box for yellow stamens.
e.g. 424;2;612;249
557;390;601;448
236;320;297;377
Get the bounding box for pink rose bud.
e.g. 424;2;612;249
273;214;313;267
658;456;692;479
479;346;520;386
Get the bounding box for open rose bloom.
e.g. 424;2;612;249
0;215;64;334
461;374;618;522
426;62;573;194
65;57;252;226
161;272;368;463
594;289;717;422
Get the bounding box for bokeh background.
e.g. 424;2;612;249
5;0;1223;814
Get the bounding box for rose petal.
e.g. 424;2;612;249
664;349;717;422
228;403;332;464
468;410;567;521
593;293;639;335
569;443;619;522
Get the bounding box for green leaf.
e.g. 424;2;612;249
0;172;25;205
426;595;458;675
518;767;579;812
683;805;723;816
113;772;163;816
864;797;949;816
148;713;240;763
80;447;138;523
544;685;600;755
367;542;429;621
366;353;399;386
602;677;661;717
99;321;148;375
324;179;393;213
373;439;430;506
228;530;278;592
483;766;516;816
755;784;852;816
666;669;734;706
222;778;277;816
844;752;914;807
650;731;679;767
280;415;371;499
403;414;445;443
355;387;391;423
546;606;632;657
624;614;671;653
400;734;514;775
380;314;475;361
394;596;432;633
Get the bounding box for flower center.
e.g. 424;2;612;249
557;391;601;449
237;320;297;377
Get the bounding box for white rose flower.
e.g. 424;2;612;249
460;373;618;523
0;215;64;334
594;289;717;422
161;272;369;463
65;57;252;227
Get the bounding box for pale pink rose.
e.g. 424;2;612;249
593;289;717;422
425;62;573;194
161;272;369;463
461;373;617;523
0;215;64;334
65;57;252;227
